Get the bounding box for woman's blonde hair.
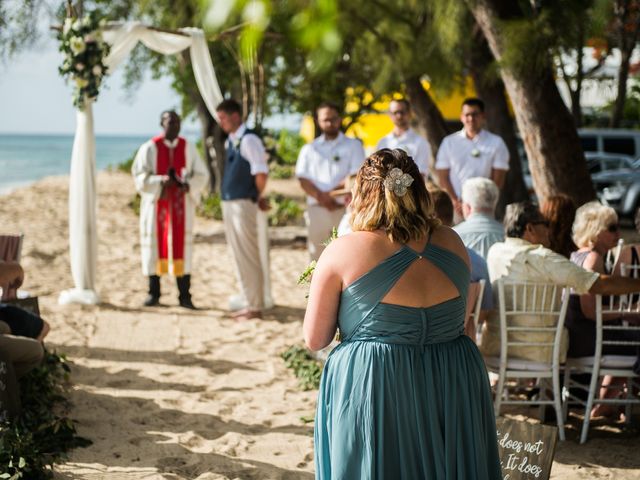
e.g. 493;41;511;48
572;201;618;248
350;148;439;243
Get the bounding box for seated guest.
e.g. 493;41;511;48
431;189;493;337
453;177;504;258
613;206;640;275
481;201;640;364
568;202;640;418
541;194;577;258
0;261;47;419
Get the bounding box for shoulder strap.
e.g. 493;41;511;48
342;248;416;306
422;243;470;298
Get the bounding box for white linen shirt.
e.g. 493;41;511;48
376;128;431;176
435;129;509;197
295;132;366;206
228;124;269;175
481;237;600;363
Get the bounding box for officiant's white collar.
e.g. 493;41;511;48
163;137;180;148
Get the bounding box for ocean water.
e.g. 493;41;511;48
0;133;152;194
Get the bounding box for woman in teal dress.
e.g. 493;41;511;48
303;149;501;479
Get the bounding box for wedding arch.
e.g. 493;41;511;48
58;21;271;306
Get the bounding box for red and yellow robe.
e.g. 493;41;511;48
132;135;209;276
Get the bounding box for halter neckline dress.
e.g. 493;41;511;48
314;239;501;479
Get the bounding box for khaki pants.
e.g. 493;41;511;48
0;333;44;378
306;205;345;261
222;199;264;311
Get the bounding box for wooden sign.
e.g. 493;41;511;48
496;417;558;480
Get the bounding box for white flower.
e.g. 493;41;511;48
63;18;72;34
82;16;91;27
84;34;95;43
471;148;480;157
75;62;85;71
72;19;81;30
70;36;86;54
92;65;103;76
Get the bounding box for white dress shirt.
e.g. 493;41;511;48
228;124;269;175
435;129;509;197
295;132;366;205
376;128;431;175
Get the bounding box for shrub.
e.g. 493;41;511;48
0;351;91;479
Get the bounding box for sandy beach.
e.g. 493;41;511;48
1;170;639;479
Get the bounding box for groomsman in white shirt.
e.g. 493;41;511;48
376;98;431;180
295;102;366;260
435;97;509;222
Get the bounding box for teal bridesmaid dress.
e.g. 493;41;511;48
314;240;501;479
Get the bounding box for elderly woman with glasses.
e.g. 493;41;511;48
567;201;637;418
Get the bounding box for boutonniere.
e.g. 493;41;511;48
333;154;340;162
471;148;480;157
232;138;241;149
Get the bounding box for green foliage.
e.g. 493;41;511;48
128;194;141;216
268;194;303;227
297;260;317;286
115;150;136;173
281;345;322;391
0;351;91;479
269;164;294;179
197;193;223;221
0;1;47;60
271;130;306;166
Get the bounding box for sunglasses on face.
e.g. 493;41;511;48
607;223;620;233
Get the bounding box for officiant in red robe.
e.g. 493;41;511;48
132;110;209;308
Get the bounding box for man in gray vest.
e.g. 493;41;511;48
216;99;269;321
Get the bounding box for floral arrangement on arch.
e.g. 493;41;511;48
57;11;110;110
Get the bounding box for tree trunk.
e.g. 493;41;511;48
469;0;596;206
404;75;450;167
468;27;528;218
610;0;640;128
611;46;633;128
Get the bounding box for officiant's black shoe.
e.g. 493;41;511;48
179;297;197;310
144;275;161;306
143;295;160;307
177;275;196;309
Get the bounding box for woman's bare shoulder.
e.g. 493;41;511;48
430;225;470;267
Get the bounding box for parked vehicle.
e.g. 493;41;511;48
590;152;640;218
579;128;640;157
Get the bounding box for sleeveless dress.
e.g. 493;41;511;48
314;241;501;479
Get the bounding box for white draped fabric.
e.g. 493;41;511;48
60;23;225;305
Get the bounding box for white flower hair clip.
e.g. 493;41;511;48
383;167;414;197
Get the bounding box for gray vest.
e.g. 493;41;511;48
221;130;259;201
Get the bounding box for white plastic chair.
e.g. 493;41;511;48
484;280;569;440
563;266;640;444
465;279;486;343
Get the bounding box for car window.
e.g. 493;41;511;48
603;137;636;156
580;135;598;152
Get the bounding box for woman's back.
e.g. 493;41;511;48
330;226;469;309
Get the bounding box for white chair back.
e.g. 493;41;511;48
564;274;640;443
490;280;570;440
465;279;485;343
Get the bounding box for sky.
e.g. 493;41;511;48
0;30;300;136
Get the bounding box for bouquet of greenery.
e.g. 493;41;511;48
57;11;110;110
